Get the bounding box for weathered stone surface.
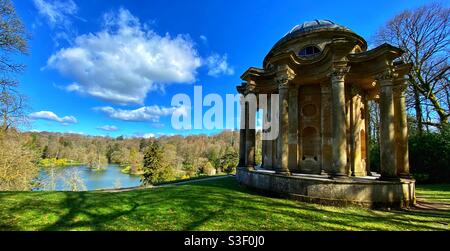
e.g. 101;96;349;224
236;168;415;208
236;20;415;208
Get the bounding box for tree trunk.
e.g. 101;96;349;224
413;86;423;135
428;91;449;126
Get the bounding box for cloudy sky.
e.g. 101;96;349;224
14;0;431;137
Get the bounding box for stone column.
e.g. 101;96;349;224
265;95;273;169
330;66;350;178
238;95;247;167
275;65;296;175
245;101;256;169
288;85;299;172
394;80;411;178
377;70;398;180
320;83;332;174
261;106;266;168
363;95;371;175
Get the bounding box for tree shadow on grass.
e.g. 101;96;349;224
187;178;450;231
0;177;448;231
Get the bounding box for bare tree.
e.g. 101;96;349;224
374;2;450;131
1;80;27;131
63;168;86;191
0;0;28;132
368;101;380;143
0;131;39;191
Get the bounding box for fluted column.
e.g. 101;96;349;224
238;95;246;167
330;66;350;178
377;70;398;180
275;65;296;175
394;80;411;178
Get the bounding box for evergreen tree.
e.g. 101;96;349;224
142;142;173;184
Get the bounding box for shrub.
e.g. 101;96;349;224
369;126;450;183
408;126;450;183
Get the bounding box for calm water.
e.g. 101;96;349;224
37;165;142;191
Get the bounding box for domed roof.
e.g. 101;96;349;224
264;19;366;66
273;19;354;47
286;19;351;35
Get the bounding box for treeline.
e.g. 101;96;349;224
24;130;241;178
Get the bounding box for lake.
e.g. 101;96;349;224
37;165;142;191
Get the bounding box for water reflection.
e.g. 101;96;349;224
38;165;142;191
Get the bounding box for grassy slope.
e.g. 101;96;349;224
0;177;449;231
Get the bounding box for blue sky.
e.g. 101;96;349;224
13;0;433;138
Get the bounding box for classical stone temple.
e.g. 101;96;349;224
236;20;415;208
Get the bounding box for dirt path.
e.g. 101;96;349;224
97;175;233;193
413;197;450;211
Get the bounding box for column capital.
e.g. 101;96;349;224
376;69;398;86
242;80;257;95
328;66;350;80
275;65;296;89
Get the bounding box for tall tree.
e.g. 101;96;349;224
142;142;173;184
374;2;450;131
0;0;28;132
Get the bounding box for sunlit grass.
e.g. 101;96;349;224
0;177;448;231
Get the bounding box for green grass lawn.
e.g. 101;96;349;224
0;177;449;231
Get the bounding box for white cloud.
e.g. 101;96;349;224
94;105;183;122
96;125;119;132
138;132;174;139
33;0;78;27
142;133;156;139
205;53;234;77
33;0;80;45
29;111;78;125
65;131;85;135
46;8;202;105
200;35;208;43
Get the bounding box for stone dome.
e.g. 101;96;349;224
274;19;357;48
287;20;351;36
264;19;367;66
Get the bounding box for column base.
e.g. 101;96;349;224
378;176;402;182
398;173;413;179
321;170;329;176
275;170;291;176
246;165;256;171
330;173;351;180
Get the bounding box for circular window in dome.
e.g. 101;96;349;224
299;45;321;58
